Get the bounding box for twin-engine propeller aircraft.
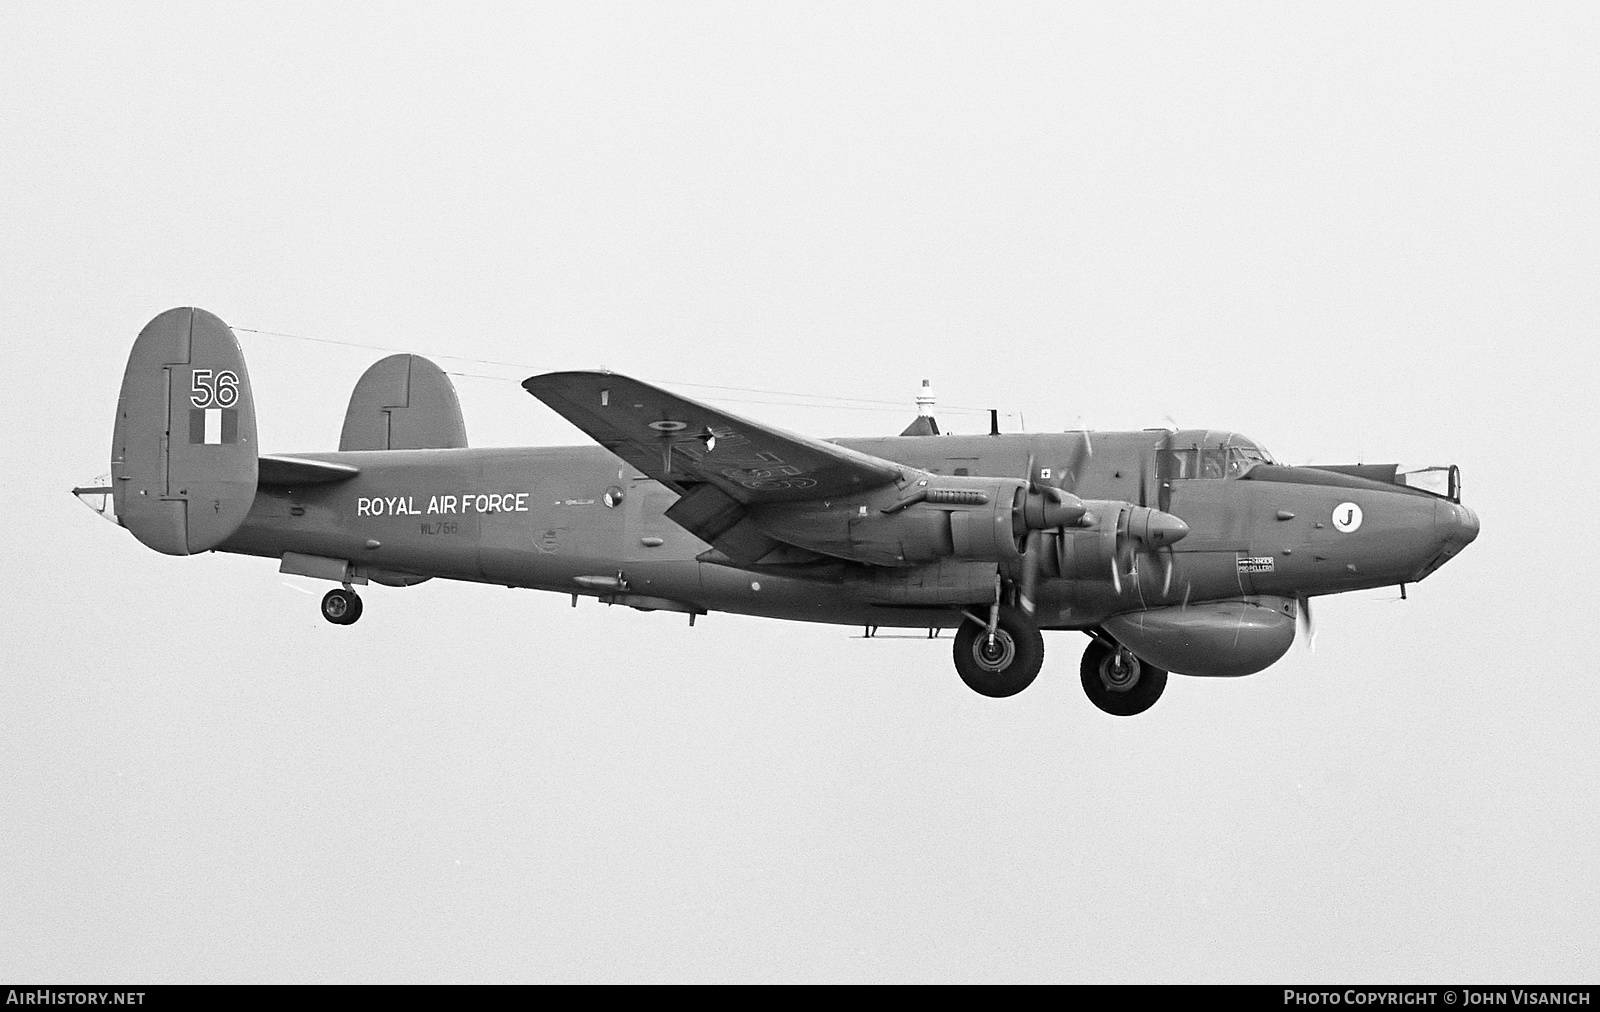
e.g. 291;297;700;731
76;308;1479;715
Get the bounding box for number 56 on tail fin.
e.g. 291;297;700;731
110;307;259;555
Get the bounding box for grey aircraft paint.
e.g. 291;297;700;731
81;309;1479;715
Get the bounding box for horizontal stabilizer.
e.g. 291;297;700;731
340;354;468;451
258;455;360;486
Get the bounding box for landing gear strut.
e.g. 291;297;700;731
1080;636;1166;715
953;608;1044;697
321;587;363;625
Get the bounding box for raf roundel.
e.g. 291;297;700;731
1332;502;1364;533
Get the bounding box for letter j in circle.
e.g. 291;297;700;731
1332;502;1363;533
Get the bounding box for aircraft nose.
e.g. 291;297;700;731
1440;501;1479;548
1411;498;1478;581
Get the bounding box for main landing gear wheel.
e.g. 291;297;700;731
1080;638;1166;716
953;609;1045;698
321;587;363;625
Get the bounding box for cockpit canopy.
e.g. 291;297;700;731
1156;430;1275;480
1153;430;1463;501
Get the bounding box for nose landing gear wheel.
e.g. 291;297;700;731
953;609;1044;698
1080;638;1166;715
321;587;363;625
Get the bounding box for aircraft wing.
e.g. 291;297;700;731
522;371;904;503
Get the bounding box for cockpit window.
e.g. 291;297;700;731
1157;449;1197;479
1225;445;1273;476
1159;440;1276;480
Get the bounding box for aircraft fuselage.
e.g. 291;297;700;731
84;308;1480;713
217;430;1476;630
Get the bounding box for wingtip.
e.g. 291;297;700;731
522;368;616;388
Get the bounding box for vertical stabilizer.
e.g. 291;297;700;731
111;308;259;555
339;354;468;450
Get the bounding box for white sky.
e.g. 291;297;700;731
2;1;1596;982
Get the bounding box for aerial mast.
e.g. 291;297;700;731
899;378;940;436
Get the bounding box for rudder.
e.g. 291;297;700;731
111;308;259;555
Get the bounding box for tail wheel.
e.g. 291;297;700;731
953;609;1044;698
321;588;363;625
1080;637;1166;715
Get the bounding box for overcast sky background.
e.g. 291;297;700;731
3;2;1597;983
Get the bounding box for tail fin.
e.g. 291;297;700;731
339;354;467;451
111;308;259;555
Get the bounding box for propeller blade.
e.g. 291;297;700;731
1161;548;1174;597
1019;530;1041;615
1297;594;1316;652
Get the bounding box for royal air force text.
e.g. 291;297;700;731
356;493;530;517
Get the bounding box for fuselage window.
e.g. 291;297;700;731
1157;449;1197;480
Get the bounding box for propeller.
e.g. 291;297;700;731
1109;502;1189;600
1297;593;1316;652
1012;451;1190;611
1117;429;1175;594
1016;453;1087;615
1010;438;1192;612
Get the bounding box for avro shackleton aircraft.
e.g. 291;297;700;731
76;308;1479;715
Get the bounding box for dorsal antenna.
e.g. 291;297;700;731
898;378;940;436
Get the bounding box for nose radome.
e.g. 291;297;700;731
1443;502;1479;547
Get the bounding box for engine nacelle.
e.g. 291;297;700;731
754;476;1028;567
1103;596;1298;677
